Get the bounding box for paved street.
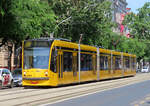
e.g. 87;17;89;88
46;77;150;106
0;73;150;106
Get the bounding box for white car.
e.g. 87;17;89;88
0;68;14;89
141;66;149;73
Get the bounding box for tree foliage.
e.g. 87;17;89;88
101;33;145;59
0;0;56;46
123;2;150;40
116;36;145;58
49;0;114;46
123;2;150;60
0;0;146;61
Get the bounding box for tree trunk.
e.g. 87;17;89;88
8;46;13;71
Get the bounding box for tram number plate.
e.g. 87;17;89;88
31;81;38;84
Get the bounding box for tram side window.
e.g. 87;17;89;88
50;49;56;73
125;57;130;69
100;56;108;70
115;57;121;70
131;57;136;70
63;52;72;72
81;54;92;71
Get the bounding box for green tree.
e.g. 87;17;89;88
0;0;56;70
104;33;146;59
0;0;56;46
117;36;145;58
49;0;114;46
123;2;150;40
123;2;150;60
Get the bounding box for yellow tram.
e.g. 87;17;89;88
22;38;136;86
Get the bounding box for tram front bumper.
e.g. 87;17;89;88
23;77;49;80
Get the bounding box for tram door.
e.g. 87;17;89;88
58;51;78;84
57;51;63;84
73;53;78;82
108;55;113;78
92;55;96;75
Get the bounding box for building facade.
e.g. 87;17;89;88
0;42;20;71
110;0;130;36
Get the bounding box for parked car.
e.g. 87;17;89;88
12;68;22;86
0;68;14;89
136;68;140;73
141;66;149;73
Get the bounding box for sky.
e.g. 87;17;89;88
126;0;150;13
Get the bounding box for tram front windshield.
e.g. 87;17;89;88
24;41;51;69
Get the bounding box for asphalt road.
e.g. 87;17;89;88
48;80;150;106
1;73;150;106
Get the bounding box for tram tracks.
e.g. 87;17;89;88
0;77;134;101
0;73;150;106
0;88;42;96
0;87;24;92
0;77;129;98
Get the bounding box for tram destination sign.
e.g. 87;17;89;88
24;41;51;48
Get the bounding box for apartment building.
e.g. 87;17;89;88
110;0;130;36
0;42;19;71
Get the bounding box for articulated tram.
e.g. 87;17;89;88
22;38;136;86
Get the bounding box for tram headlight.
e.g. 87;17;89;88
24;71;26;76
45;72;48;76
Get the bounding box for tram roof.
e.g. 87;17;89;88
24;38;136;57
25;37;71;42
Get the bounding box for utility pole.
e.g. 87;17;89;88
78;34;83;83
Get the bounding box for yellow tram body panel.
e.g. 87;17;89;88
58;72;78;84
80;71;97;82
99;70;112;80
100;48;111;54
22;69;58;86
113;70;123;78
53;40;79;49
